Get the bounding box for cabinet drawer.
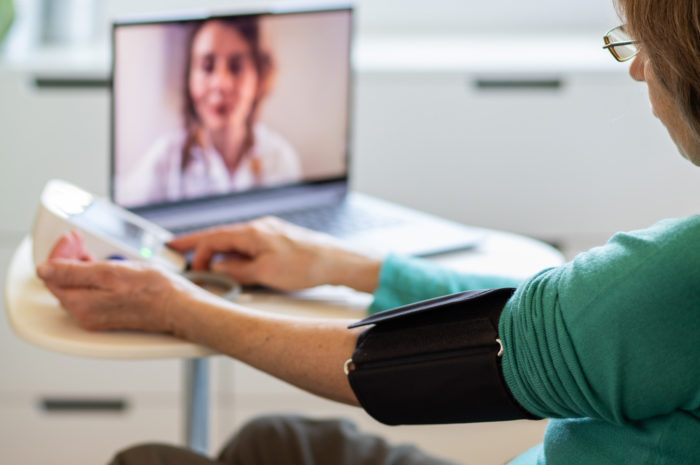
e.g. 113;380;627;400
0;393;181;465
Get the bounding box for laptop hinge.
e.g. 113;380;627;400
137;182;348;231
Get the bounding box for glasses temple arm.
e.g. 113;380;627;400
602;40;638;50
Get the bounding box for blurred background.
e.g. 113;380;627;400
1;1;699;464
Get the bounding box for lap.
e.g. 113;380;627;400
109;415;461;465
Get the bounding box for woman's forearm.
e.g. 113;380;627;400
170;292;362;405
38;228;373;406
325;247;383;293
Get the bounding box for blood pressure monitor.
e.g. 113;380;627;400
33;179;187;271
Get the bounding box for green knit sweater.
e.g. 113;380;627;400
369;216;700;464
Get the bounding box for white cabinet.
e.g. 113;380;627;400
352;69;700;252
0;392;182;465
0;69;184;464
0;237;185;465
0;68;109;234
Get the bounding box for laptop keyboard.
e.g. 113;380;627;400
171;202;405;237
280;202;404;236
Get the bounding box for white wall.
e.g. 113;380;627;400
5;0;623;66
11;0;622;44
357;0;620;34
102;0;621;33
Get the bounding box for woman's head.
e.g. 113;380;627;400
183;16;273;140
614;0;700;164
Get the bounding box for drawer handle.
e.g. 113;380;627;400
474;78;563;91
33;77;112;90
40;398;128;413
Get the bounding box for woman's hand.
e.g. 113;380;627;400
35;230;364;405
36;232;204;333
169;216;383;293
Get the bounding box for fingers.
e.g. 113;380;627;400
42;284;99;325
37;259;121;289
168;226;244;252
37;260;177;332
189;231;244;270
168;217;286;253
48;231;95;262
172;227;261;271
168;229;213;251
168;217;328;288
38;273;116;330
42;283;151;332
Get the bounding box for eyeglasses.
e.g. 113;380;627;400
602;25;640;62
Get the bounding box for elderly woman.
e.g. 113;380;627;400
38;0;700;463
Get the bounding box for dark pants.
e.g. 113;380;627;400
109;415;461;465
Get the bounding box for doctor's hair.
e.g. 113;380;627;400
180;15;275;171
615;0;700;139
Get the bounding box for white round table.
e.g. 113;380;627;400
5;231;563;454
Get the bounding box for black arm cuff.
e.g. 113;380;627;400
346;288;541;425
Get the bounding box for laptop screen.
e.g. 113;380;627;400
111;6;352;210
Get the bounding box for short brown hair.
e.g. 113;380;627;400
615;0;700;138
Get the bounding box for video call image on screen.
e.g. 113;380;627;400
113;9;351;209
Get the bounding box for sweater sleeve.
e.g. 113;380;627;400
368;253;527;314
500;216;700;423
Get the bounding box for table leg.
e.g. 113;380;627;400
184;358;209;454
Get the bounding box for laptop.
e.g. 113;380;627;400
110;3;483;257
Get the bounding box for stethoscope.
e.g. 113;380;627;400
109;253;242;301
181;270;242;301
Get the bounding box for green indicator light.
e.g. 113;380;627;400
140;247;153;259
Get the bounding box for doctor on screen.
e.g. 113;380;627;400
122;16;302;207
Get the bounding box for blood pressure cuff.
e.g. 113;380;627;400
345;288;540;425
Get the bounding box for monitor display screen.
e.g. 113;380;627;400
70;200;153;250
112;8;352;209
